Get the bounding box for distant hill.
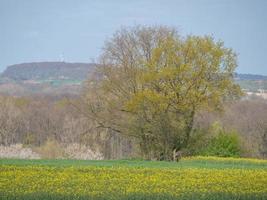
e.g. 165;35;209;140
2;62;266;82
1;62;95;81
0;62;267;96
234;73;267;92
235;73;267;81
0;62;96;96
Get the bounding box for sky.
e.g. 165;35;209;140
0;0;267;75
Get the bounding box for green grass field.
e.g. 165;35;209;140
1;156;267;169
1;156;267;200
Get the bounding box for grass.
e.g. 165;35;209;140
1;156;267;200
1;156;267;169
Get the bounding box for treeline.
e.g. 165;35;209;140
0;94;266;159
0;95;134;159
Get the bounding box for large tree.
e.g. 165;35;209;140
83;25;241;160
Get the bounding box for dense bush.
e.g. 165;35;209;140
186;122;242;157
201;132;242;157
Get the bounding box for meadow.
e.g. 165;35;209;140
0;156;267;200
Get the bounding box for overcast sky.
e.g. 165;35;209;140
0;0;267;74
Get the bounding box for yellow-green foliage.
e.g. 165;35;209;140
126;35;242;114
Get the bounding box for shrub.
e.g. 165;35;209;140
201;131;242;157
186;122;242;157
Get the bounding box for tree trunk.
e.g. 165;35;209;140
183;109;195;148
172;148;182;162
